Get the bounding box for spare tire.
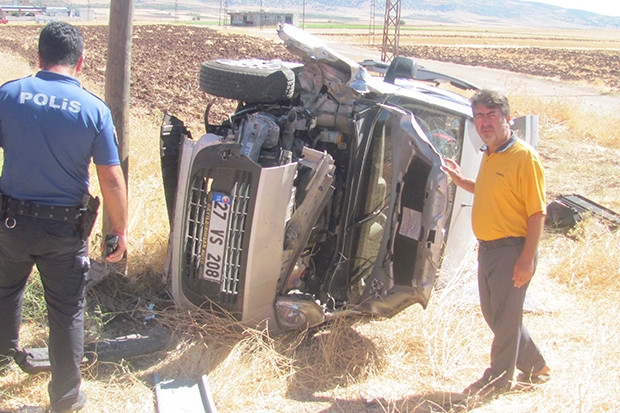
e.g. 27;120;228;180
199;59;296;103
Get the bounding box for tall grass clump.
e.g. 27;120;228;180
509;94;620;148
549;218;620;291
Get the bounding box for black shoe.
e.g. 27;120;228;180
463;375;511;398
517;365;551;384
47;391;87;413
515;369;551;391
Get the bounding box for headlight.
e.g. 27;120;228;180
275;296;325;330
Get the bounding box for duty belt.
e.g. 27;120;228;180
1;194;82;227
478;236;525;250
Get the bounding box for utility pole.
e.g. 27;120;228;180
369;0;376;46
103;0;133;245
381;0;401;62
219;0;223;27
219;0;228;28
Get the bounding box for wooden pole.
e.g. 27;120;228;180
103;0;133;254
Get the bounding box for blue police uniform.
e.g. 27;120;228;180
0;70;119;205
0;70;119;410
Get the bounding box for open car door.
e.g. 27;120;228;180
351;104;449;316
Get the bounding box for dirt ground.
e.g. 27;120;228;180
2;23;620;125
0;24;297;127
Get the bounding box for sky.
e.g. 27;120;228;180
523;0;620;17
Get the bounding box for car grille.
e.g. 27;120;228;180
220;177;251;296
184;175;208;281
182;169;252;309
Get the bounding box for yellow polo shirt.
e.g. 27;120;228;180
472;137;546;241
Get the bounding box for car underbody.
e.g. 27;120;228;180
159;24;535;332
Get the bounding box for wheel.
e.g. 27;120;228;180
199;59;295;103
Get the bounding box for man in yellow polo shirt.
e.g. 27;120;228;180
443;89;549;398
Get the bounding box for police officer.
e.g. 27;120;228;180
0;22;127;412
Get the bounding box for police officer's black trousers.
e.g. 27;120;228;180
0;215;88;408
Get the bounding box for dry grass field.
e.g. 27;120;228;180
0;21;619;413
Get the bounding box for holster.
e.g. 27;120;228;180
78;195;100;240
0;192;7;219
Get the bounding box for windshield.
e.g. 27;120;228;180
392;101;466;162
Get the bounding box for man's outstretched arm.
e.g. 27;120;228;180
96;164;128;262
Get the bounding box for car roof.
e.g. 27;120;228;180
365;74;474;118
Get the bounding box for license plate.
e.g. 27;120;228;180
201;192;231;282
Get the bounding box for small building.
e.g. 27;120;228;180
229;11;296;27
76;8;96;21
45;7;70;17
0;5;44;17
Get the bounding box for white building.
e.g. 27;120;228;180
229;11;296;27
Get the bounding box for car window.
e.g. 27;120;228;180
349;109;392;293
394;102;465;162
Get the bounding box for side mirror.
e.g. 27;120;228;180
384;56;417;84
511;115;539;148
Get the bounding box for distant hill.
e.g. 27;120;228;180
397;0;620;29
63;0;620;29
219;0;620;29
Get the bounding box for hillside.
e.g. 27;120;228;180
28;0;620;29
183;0;620;28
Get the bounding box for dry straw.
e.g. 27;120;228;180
2;27;620;412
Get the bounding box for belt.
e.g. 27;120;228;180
1;194;82;224
478;236;525;250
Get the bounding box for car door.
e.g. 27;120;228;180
393;97;479;285
348;103;449;317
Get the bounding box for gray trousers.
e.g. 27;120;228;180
0;215;89;410
477;241;546;385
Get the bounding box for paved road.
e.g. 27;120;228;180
325;39;620;117
418;59;620;114
233;26;620;116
